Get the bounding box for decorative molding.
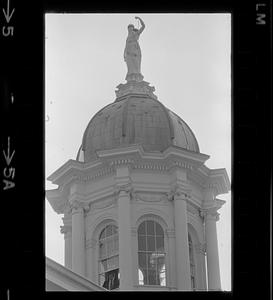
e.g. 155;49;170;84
200;207;220;222
76;167;115;183
92;198;116;210
168;160;194;171
115;80;158;100
70;200;90;213
133;163;168;172
133;192;166;203
115;183;133;196
187;203;199;216
62;215;72;226
60;225;72;235
109;158;135;166
169;184;191;202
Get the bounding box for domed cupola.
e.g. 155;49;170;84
77;91;199;162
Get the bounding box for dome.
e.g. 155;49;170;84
77;95;199;162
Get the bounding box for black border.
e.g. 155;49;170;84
0;0;271;299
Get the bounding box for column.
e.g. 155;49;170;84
86;238;97;281
71;202;85;276
117;184;134;290
166;229;176;289
174;190;191;290
61;213;72;269
194;243;207;290
204;208;221;290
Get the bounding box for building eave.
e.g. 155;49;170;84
46;257;107;291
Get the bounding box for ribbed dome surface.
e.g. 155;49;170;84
80;95;199;162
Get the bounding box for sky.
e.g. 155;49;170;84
45;13;231;290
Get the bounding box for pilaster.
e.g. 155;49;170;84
202;207;221;290
69;198;89;277
171;176;192;290
116;166;134;290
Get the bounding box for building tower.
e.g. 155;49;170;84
46;18;230;291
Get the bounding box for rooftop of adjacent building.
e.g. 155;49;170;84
46;257;107;291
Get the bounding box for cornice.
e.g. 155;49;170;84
46;145;221;197
199;166;231;195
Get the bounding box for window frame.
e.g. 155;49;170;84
137;218;168;287
97;223;119;290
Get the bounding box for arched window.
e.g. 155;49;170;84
98;224;119;290
188;234;196;290
137;220;166;286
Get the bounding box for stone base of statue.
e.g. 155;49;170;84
125;73;144;82
115;79;158;100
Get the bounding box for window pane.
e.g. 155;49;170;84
157;256;165;275
138;252;147;269
147;253;157;270
159;264;166;286
106;225;112;237
138;235;147;251
112;225;118;234
103;269;119;290
138;268;144;285
99;259;107;273
99;228;106;240
147;269;157;285
147;235;155;251
99;274;105;286
113;235;118;252
146;220;155;235
155;222;164;236
138;222;146;235
107;238;114;256
99;241;106;258
141;268;149;285
156;236;164;252
108;256;119;270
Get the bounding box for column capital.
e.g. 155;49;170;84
69;200;90;214
169;184;191;202
115;183;133;196
60;224;72;235
200;207;220;222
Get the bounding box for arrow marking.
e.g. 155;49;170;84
3;137;15;166
3;0;15;23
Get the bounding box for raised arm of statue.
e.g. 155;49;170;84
135;16;145;34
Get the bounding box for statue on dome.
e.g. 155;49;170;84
124;16;145;82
